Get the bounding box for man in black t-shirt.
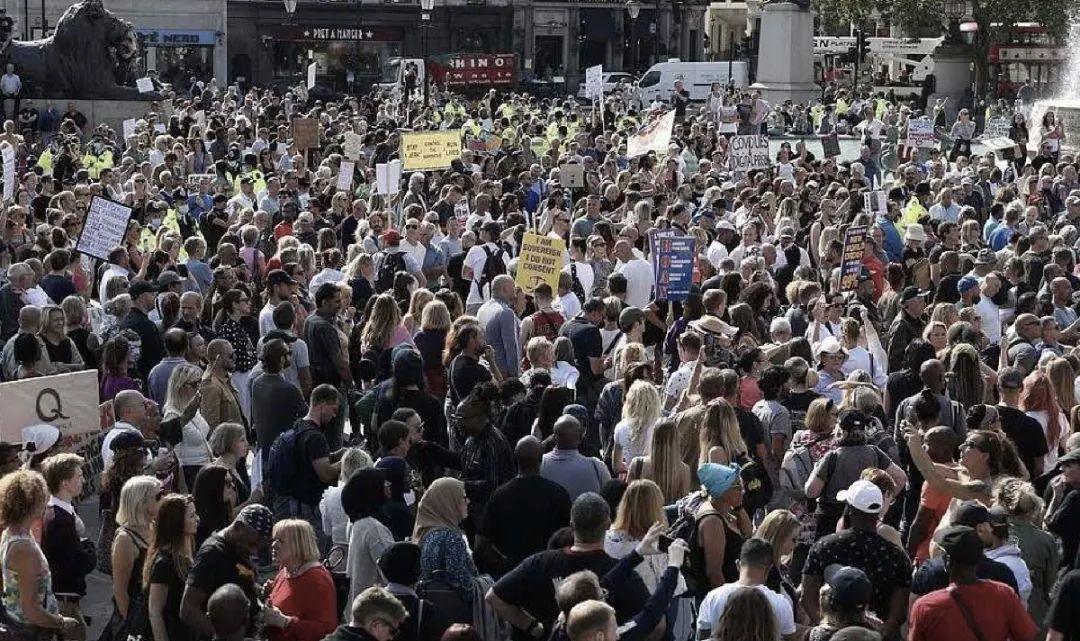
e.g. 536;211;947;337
559;299;607;412
488;493;648;641
997;366;1050;478
180;504;273;639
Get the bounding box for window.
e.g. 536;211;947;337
639;70;661;87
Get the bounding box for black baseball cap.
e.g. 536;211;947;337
823;564;872;607
934;525;984;565
128;280;158;297
900;286;929;303
952;501;991;528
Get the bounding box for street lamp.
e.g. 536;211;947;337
942;0;965;44
626;0;641;73
421;0;434;105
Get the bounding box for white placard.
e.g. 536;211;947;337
75;196;134;261
193;110;206;127
153;123;166;134
585;64;604;100
2;144;14;202
863;190;887;216
307;62;318;89
0;371;102;450
627;110;676;158
122;118;137;141
136;77;154;93
984;117;1010;139
337;160;354;192
906;118;935;149
728;135;771;172
343;132;363;160
376;160;403;196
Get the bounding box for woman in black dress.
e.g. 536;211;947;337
145;494;198;641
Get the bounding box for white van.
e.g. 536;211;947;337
635;61;749;107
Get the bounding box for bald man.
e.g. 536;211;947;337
200;338;245;430
101;389;149;469
479;435;571;571
541;416;611;501
477;274;522;378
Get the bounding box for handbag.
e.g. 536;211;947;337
101;593;148;641
95;509;117;575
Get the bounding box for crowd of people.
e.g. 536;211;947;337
0;71;1077;641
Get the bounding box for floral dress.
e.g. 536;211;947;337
789;430;836;546
1;530;59;625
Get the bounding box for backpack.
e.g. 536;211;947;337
375;251;408;292
476;246;505;296
735;454;773;514
664;491;714;595
568;263;587;302
416;570;472;630
265;422;311;499
779;433;829;507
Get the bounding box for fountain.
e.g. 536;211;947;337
1029;22;1080;153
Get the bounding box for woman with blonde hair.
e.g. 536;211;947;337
698;399;747;466
415;300;452;397
207;422;254;506
922;320;948;355
412;478;477;589
163;363;213;488
785;398;838;569
612;380;661;476
263;519;338;641
358;294;412;377
754;509;804;619
1045;357;1077;420
626;419;692;503
104;475;162;639
928;302;959;329
402;288;434;337
320;448;373;553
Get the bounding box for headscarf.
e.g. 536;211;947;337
698;462;740;499
341;468;388;522
412;477;466;542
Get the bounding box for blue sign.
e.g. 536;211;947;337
654;235;696;302
136;29;217;47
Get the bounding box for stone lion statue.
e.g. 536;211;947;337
6;0;158;99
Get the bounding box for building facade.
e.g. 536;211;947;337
2;0;227;89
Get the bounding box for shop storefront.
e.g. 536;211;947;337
265;24;405;91
137;29;220;88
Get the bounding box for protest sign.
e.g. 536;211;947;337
291;117;320;150
820;132;841;158
136;77;154;93
307;62;318;89
2;144;13;202
0;371;101;450
516;232;567;292
717;106;738;135
628;110;676;158
839;225;868;292
906;118;935;149
122;118;137;142
337;160;355;192
454;200;470;224
984;117;1010;139
585;65;604;100
653;235;696;301
76;196;133;261
187;173;215;187
647;227;677;277
559;163;585;189
401;131;461;171
728;135;771;172
343;132;364;160
863;190;887;217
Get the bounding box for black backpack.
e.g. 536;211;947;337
265;422;311;498
376;251;408;292
476;245;506;296
569;263;587;302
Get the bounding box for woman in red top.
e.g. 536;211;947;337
263;519;338;641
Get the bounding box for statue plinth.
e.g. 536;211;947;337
753;2;819;105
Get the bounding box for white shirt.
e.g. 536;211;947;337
463;242;511;305
697;583;796;637
101;422;144;470
563;260;595;297
551;361;580;390
615;257;654;309
309;267;346;293
706;241;729;269
402;239;426;267
556;292;582;320
665;360;697;401
613;418;655;468
99;264;129;303
974;296;1003;344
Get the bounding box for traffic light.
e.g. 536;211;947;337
855;29;869;62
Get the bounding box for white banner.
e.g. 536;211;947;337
337;160;354;192
0;371;101;450
585;64;604;100
728;135;771;172
136;77;154;93
376;159;403;196
2;143;13;202
984;117;1010;139
627;110;676;158
76;196;133;261
122;118;137;142
307;62;318;89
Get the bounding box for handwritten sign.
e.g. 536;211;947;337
839;225;868;292
585;64;604;100
906;118;935;149
122;118;137;142
559;163;584;189
75;196;134;261
654;235;696;301
307;62;318;89
401;131;461;172
0;371;101;450
717;106;738;135
515;232;567;292
2;144;13;202
292;117;320;150
343;132;364;160
337;160;355;192
136;77;154;93
820;132;840;158
728;135;771;172
983;117;1010;139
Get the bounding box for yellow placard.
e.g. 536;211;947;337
515;232;566;293
401;131;462;172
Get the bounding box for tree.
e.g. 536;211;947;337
815;0;1074;94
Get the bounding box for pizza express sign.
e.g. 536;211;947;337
270;24;405;42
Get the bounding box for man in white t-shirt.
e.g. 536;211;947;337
462;221;510;313
563;237;595;298
613;239;654;309
696;538;797;639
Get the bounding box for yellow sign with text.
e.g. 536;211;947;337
516;232;566;293
401;131;461;172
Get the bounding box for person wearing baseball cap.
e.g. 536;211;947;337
806;565;877;640
886;286;928;371
800;477;912;640
908;525;1036;641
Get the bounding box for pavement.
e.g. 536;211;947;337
79;494;116;641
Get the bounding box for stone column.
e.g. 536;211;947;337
752;2;818;104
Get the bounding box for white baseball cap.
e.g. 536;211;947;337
836;479;884;514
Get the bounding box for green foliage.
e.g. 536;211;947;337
813;0;1072;38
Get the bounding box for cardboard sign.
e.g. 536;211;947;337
820;132;841;158
122;118;137;142
653;235;696;301
839;225;868;292
906;118;935;149
136;77;154;93
188;173;215;187
863;190;887;216
1;144;13;202
627;110;676;158
515;232;567;292
75;196;134;261
291;117;320;150
343;132;364;160
585;64;604;100
559;163;585;189
984;117;1010;139
375;159;403;196
0;371;101;450
728;135;771;172
400;131;461;172
337;160;355;192
307;62;318;89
